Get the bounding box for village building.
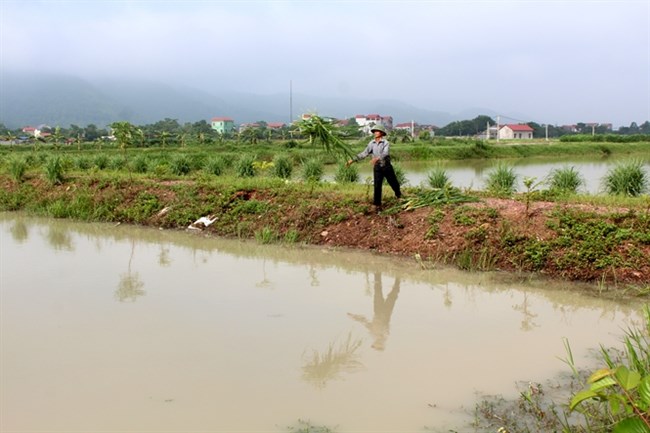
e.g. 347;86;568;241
211;117;235;134
498;124;534;140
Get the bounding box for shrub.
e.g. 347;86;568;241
94;154;109;170
485;163;517;196
547;165;585;194
204;156;227;176
426;164;451;189
235;154;257;178
44;156;65;185
272;154;294;179
170;154;192;176
602;159;649;196
301;158;323;182
334;162;359;183
8;156;27;182
130;155;149;174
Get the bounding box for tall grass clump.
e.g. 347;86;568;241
170;154;192;176
8;156;27;182
74;156;93;171
301;158;324;182
94;154;109;170
272;154;293;179
130;155;149;174
235;153;257;178
334;161;359;183
204;155;226;176
602;159;649;196
485;163;517;196
547;165;585;195
44;156;65;185
426;164;451;189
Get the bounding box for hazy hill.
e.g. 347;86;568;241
1;71;489;129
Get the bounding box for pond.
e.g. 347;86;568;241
0;213;642;432
326;153;650;194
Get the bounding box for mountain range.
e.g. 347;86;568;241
0;71;500;129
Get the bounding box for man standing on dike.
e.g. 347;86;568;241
346;124;401;210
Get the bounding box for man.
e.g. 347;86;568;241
346;124;401;209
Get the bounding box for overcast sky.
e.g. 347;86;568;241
2;0;649;127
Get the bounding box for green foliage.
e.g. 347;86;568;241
94;154;109;170
204;155;227;176
170;154;192;175
44;156;65;185
296;114;353;157
272;154;294;179
235;154;257;178
123;192;161;223
334;161;359;183
393;163;408;186
301;158;324;182
602;159;649;197
569;305;650;432
426;164;451;189
398;186;478;211
8;156;27;182
255;226;279;244
485;163;518;196
547;165;585;194
130;154;149;173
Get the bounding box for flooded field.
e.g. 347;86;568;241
0;213;642;432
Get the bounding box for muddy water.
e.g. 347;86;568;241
328;154;650;193
0;213;642;432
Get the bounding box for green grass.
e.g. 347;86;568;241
602;159;649;196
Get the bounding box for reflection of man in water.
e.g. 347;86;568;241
348;272;400;351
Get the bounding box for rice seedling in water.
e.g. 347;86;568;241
334;161;359;183
426;164;451;189
485;163;517;196
301;158;323;182
547;165;585;194
602;159;649;196
272;154;293;179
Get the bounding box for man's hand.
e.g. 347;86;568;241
371;157;380;166
346;159;354;167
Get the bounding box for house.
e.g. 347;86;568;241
211;117;235;134
354;114;393;134
266;122;286;129
498;124;534;140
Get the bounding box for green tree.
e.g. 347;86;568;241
111;121;138;153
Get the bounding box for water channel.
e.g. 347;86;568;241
0;213;643;432
328;153;650;194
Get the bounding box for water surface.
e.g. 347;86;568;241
0;214;642;432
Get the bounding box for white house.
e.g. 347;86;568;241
354;114;393;134
498;124;534;140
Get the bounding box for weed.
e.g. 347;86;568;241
255;226;278;244
426;164;451;189
7;156;27;182
486;163;518;196
301;158;324;182
334;161;359;183
44;156;65;185
273;154;294;179
547;165;585;195
235;153;257;178
602;159;649;197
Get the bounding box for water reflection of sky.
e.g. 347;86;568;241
1;213;643;432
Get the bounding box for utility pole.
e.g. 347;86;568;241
289;80;293;125
545;124;549;141
496;115;500;142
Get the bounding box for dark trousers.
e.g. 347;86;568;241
373;160;401;206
